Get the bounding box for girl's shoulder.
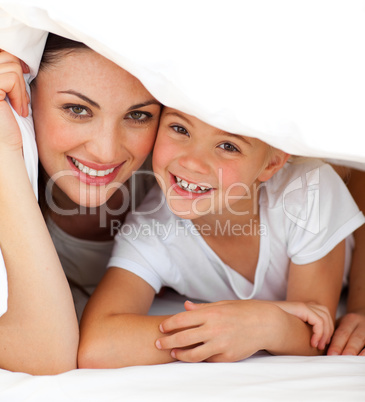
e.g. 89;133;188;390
261;158;338;209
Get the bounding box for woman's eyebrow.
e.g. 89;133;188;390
58;90;100;108
127;100;161;111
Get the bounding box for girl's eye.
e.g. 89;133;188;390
126;111;152;123
171;125;189;135
219;142;239;152
63;104;91;119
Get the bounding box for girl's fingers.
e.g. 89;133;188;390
309;306;333;350
160;310;203;333
171;343;213;363
156;327;204;351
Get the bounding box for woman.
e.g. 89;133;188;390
0;34;161;374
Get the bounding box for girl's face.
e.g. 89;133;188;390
32;49;161;208
153;108;285;220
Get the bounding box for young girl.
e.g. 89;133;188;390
78;107;364;368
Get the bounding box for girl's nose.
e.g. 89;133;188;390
178;147;210;175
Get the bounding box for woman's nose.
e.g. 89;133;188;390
86;122;123;163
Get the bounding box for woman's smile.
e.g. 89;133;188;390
31;49;161;207
68;156;124;186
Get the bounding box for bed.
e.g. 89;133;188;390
0;1;364;401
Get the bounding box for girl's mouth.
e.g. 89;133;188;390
175;175;212;194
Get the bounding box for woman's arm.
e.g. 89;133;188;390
78;267;176;368
328;168;365;355
0;58;79;374
156;241;345;362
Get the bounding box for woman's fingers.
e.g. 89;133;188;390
0;51;29;117
328;313;365;355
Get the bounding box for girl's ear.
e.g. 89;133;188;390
258;149;291;182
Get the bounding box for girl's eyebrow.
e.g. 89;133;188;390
58;90;100;108
221;132;253;147
164;111;195;127
164;110;252;146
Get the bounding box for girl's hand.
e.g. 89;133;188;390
0;50;30;118
155;300;274;363
272;301;334;350
327;311;365;356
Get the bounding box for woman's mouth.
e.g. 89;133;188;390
68;156;123;186
71;157;116;177
175;175;212;194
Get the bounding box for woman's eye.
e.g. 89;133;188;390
63;104;91;119
71;106;88;115
219;142;239;152
126;111;152;123
171;125;189;135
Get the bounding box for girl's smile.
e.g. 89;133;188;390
169;172;214;198
153;108;286;220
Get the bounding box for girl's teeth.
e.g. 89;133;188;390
175;176;210;193
71;157;115;177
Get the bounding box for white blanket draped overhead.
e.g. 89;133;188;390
0;0;365;316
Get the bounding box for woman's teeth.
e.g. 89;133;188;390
71;158;115;177
175;176;211;193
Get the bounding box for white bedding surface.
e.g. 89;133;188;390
0;355;364;402
1;291;364;402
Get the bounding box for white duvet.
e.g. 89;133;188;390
0;1;364;398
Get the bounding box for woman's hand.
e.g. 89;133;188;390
327;311;365;356
272;301;334;350
155;299;274;363
0;99;23;153
0;50;30;117
0;50;29;153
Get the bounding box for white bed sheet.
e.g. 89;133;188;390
0;355;364;402
0;291;364;402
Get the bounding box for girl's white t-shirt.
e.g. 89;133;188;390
108;160;365;302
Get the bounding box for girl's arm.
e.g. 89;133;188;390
78;267;176;368
156;241;345;362
0;55;79;374
328;168;365;355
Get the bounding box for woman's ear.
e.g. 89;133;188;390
258;149;291;182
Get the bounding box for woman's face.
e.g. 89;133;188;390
31;49;161;208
